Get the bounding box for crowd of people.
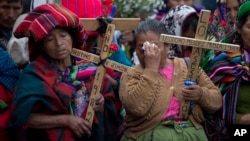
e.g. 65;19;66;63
0;0;250;141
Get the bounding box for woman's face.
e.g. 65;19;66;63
168;0;193;8
135;31;169;68
42;28;73;60
238;16;250;51
226;0;240;24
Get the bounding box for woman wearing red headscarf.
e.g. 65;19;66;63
9;4;123;141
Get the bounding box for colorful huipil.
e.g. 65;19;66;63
57;64;96;117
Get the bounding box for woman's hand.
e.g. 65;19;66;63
93;94;104;112
27;113;93;138
182;84;203;102
65;115;92;137
143;41;161;72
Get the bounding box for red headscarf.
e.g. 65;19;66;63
14;4;89;61
61;0;104;18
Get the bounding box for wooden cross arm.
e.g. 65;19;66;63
71;48;131;73
80;18;140;31
160;34;240;52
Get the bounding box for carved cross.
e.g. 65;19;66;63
160;10;240;119
81;18;140;50
71;18;139;126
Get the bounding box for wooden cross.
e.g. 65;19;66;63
71;26;131;125
71;18;139;126
81;18;140;51
81;18;140;31
160;10;240;119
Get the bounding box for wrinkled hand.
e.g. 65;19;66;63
93;94;104;112
239;113;250;125
182;84;203;102
66;115;92;138
143;41;161;72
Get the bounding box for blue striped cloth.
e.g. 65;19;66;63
0;48;19;92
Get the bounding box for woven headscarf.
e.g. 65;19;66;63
14;4;88;61
237;0;250;21
161;5;198;57
61;0;103;18
161;5;197;36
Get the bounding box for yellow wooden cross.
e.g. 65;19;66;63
81;18;140;50
74;15;239;124
81;18;140;31
71;18;139;126
160;10;240;119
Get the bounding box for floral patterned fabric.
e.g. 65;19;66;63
161;5;198;57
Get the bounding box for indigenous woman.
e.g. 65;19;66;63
209;1;250;125
9;4;122;141
119;19;222;141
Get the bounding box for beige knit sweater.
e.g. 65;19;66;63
119;57;222;139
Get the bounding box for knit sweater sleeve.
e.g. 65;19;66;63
196;68;222;114
119;67;161;117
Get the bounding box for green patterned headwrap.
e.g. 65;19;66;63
237;1;250;21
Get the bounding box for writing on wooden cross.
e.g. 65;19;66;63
83;24;115;125
71;18;139;126
71;48;130;73
160;10;240;119
71;30;131;126
71;27;134;125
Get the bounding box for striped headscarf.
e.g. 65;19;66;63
14;4;88;61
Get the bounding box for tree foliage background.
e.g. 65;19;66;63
114;0;165;19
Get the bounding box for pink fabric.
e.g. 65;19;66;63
61;0;103;18
162;96;180;119
159;65;180;119
76;68;96;79
159;65;174;83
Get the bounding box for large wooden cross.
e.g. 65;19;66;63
82;18;140;51
71;18;139;126
160;10;240;119
72;15;239;126
81;18;139;31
